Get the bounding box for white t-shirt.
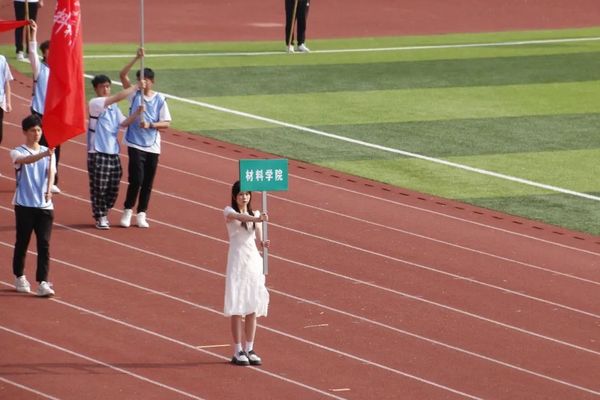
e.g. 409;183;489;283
87;97;126;154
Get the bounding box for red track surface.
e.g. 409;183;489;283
1;1;600;399
2;0;600;42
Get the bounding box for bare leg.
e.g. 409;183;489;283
230;315;250;365
244;313;257;343
231;315;243;345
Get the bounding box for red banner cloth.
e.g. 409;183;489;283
0;20;29;33
42;0;85;148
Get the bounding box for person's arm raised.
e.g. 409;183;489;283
119;47;144;89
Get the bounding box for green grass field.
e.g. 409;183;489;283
5;27;600;235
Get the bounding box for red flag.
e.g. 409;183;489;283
0;20;29;33
42;0;85;148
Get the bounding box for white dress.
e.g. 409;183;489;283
223;206;269;317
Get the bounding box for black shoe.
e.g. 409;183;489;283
246;350;262;366
231;351;250;366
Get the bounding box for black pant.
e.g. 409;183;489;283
124;147;159;213
32;109;61;185
13;206;54;283
14;1;39;54
285;0;310;46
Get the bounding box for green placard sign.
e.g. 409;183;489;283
239;159;288;192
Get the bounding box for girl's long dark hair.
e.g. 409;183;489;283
231;180;255;231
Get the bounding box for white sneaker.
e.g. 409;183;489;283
50;185;61;194
120;209;133;227
16;52;30;63
15;275;31;293
286;45;295;54
297;43;310;53
136;212;150;228
36;281;55;297
95;216;110;230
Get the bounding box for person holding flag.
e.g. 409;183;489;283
28;20;61;194
119;48;171;229
38;0;86;192
285;0;311;53
14;0;44;62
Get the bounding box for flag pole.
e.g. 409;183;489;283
139;0;145;124
23;0;30;54
287;0;299;48
140;0;144;79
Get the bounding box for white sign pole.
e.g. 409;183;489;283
262;191;269;275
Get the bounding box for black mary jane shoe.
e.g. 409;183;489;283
231;351;250;366
246;350;262;366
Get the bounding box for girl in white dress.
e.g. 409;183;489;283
224;181;269;366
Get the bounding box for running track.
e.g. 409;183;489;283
2;0;600;397
1;63;599;399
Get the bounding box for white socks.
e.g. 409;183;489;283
233;341;254;356
234;343;243;354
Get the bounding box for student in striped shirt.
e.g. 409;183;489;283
11;114;56;297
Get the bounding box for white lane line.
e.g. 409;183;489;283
0;326;206;400
82;36;600;59
0;377;62;400
1;245;598;398
195;344;229;349
330;388;351;392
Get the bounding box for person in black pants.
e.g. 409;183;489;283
13;0;43;62
285;0;310;53
118;48;171;229
11;114;56;297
